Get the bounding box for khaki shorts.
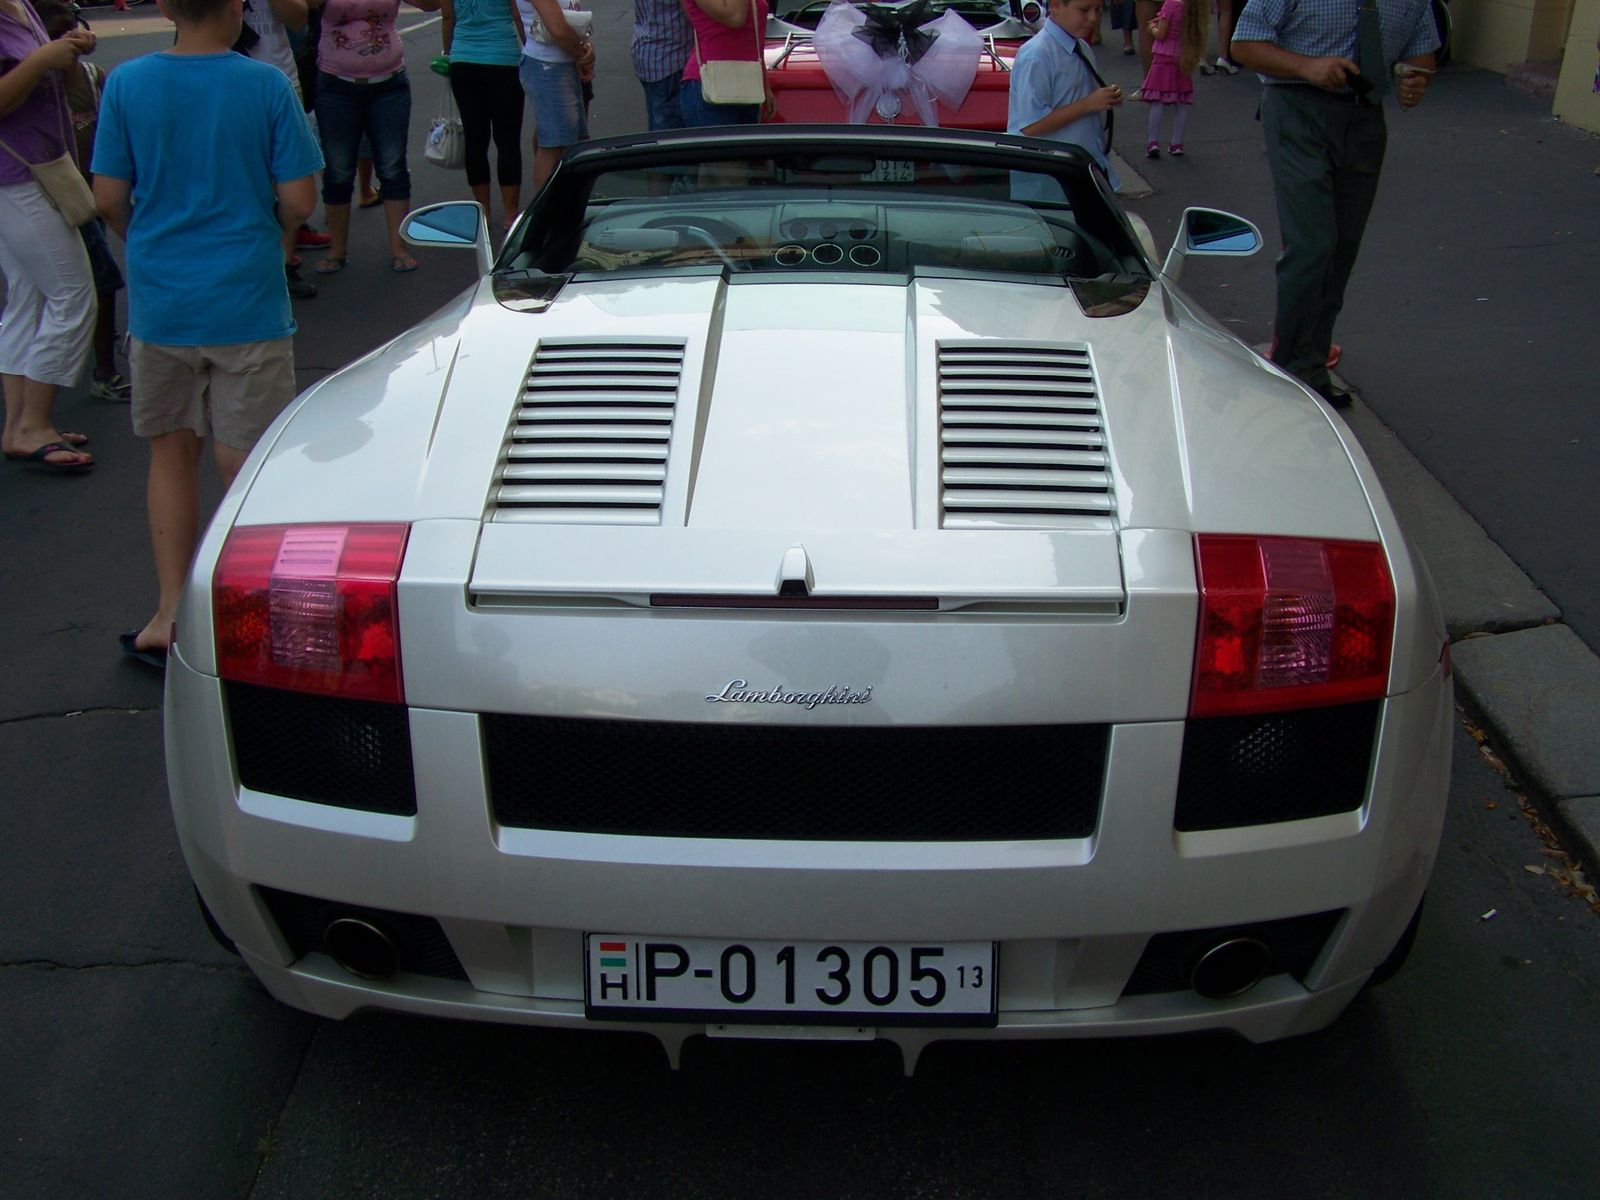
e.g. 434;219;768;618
129;336;296;450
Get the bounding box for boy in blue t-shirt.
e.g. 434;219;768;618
92;0;322;666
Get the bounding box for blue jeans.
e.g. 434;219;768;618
640;73;685;131
679;78;760;128
316;70;412;205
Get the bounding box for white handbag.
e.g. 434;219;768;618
529;7;592;44
424;91;465;170
693;0;766;106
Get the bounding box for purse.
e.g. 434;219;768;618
529;7;592;45
693;0;766;106
0;69;97;228
424;90;465;170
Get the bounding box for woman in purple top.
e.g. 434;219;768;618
0;0;96;469
680;0;772;128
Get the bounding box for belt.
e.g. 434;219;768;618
331;68;402;85
1274;81;1378;107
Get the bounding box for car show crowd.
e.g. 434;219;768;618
0;0;1446;666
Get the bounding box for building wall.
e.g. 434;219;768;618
1553;0;1600;131
1452;0;1571;70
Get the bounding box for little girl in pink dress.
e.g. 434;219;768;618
1140;0;1208;158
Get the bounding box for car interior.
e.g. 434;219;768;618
502;156;1148;283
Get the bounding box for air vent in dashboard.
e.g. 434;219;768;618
493;339;685;525
938;343;1115;530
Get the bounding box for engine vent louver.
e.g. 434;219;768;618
938;343;1115;529
493;339;686;525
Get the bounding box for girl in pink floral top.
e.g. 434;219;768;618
1139;0;1208;158
308;0;440;273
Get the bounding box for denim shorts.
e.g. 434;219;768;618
79;216;124;295
519;55;587;147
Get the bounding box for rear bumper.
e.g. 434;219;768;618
166;646;1452;1067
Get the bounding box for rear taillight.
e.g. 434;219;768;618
214;524;409;704
1191;535;1394;718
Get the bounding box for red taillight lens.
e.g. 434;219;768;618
214;523;409;704
1191;535;1394;718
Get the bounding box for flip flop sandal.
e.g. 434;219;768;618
119;630;166;670
391;255;418;273
4;441;93;471
315;257;349;274
359;191;383;208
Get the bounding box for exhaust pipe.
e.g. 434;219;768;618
324;917;400;980
1190;936;1271;999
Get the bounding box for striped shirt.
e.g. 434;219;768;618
1233;0;1439;84
632;0;694;82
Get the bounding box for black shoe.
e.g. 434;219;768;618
1316;382;1355;409
286;262;317;299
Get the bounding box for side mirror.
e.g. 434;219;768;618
1161;207;1262;284
401;200;493;275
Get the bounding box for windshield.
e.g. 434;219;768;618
502;141;1148;284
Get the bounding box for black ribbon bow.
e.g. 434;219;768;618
851;0;941;66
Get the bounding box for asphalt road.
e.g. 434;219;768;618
2;10;1599;1198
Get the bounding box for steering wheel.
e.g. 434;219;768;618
644;216;753;272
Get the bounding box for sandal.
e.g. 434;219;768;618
391;255;418;273
119;629;166;670
4;441;93;471
314;256;348;274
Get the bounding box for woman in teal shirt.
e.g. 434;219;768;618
441;0;525;229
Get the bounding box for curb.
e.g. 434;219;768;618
1110;152;1154;199
1338;398;1600;876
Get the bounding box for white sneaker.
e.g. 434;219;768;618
90;373;132;402
1216;56;1239;74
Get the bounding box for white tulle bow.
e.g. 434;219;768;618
812;1;983;127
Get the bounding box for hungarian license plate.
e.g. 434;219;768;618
585;936;996;1026
863;159;916;183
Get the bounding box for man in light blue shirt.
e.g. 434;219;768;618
1231;0;1437;404
1007;0;1124;195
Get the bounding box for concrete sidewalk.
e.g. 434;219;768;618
1098;53;1600;878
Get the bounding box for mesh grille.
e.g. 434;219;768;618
1122;910;1346;995
257;887;469;981
226;682;417;816
1174;701;1379;832
938;343;1114;530
484;714;1108;840
493;338;685;525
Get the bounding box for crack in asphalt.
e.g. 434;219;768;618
244;1021;321;1200
0;705;162;728
2;959;252;977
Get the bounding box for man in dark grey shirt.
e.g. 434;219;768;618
1231;0;1437;407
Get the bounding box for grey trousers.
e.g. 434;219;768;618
1260;86;1387;391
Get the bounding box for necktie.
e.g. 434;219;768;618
1356;0;1389;100
1072;40;1114;151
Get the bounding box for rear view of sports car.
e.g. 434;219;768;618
166;126;1451;1072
